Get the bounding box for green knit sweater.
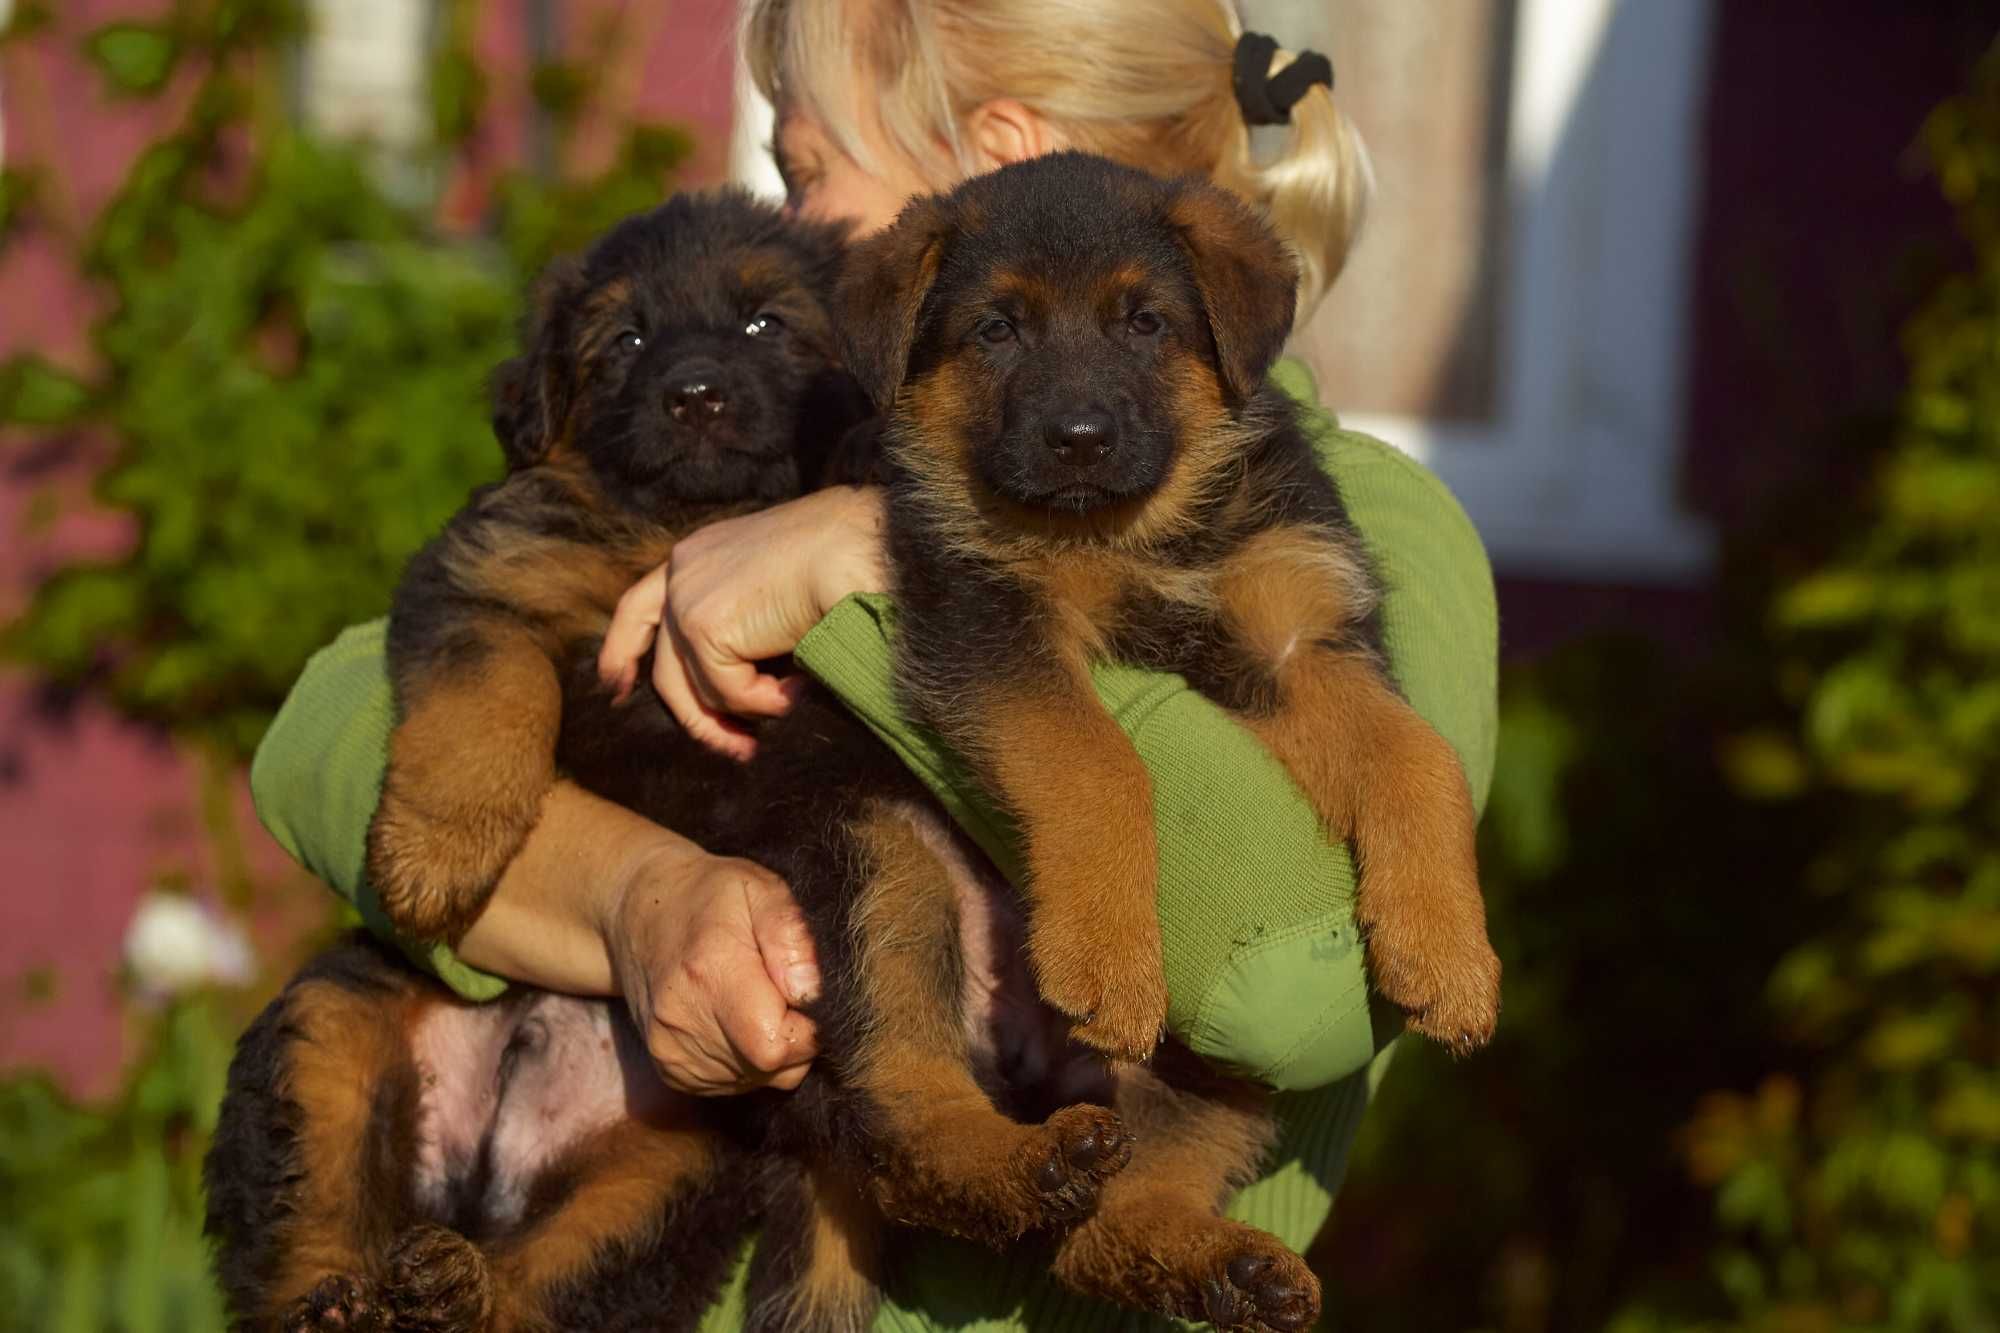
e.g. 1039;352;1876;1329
248;358;1498;1329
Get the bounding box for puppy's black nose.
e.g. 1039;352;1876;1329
1043;410;1115;464
667;363;729;425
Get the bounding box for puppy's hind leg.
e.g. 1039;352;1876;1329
838;803;1133;1246
369;620;562;943
1051;1049;1317;1333
480;1118;732;1331
205;942;431;1329
287;1226;495;1333
744;1161;884;1333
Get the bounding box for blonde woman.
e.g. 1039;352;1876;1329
250;1;1498;1325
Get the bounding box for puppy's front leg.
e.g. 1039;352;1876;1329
369;620;561;943
952;660;1168;1062
1216;528;1500;1053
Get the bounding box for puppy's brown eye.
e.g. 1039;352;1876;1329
745;312;785;337
616;330;644;352
977;318;1017;346
1127;310;1164;337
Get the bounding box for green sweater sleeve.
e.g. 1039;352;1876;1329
249;620;508;1000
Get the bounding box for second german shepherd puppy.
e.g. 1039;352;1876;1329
839;152;1502;1061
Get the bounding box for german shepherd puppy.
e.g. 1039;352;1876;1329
360;193;866;946
210;192;1283;1333
204;191;884;1332
841;153;1501;1069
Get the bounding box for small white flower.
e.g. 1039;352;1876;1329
123;892;255;998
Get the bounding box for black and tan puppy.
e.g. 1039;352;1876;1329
363;191;868;946
206;191;868;1331
844;151;1502;1058
207;178;1376;1333
836;150;1502;1317
206;193;1145;1333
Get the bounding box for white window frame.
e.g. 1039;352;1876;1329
1341;0;1716;582
728;0;1717;583
299;0;431;168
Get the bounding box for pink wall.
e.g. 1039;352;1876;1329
0;0;742;1097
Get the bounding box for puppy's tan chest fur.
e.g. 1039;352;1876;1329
1023;526;1372;671
1026;552;1206;664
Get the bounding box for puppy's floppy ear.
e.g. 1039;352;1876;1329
490;355;556;471
835;195;952;408
1168;181;1299;404
492;256;586;469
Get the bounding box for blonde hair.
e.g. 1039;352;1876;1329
744;0;1373;322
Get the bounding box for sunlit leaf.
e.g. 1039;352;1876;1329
84;23;179;96
1720;729;1810;799
0;357;92;427
1863;1011;1957;1070
1776;572;1878;629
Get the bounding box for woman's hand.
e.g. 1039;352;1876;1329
451;781;821;1097
605;842;823;1096
597;485;888;760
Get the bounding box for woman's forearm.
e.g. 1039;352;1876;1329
250;619;693;998
452;778;709;995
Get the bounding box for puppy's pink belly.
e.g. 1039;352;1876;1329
401;809;1105;1235
408;992;675;1231
903;802;1105;1105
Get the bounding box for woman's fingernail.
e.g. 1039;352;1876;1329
787;964;820;1005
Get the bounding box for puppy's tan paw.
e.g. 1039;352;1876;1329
1197;1234;1321;1332
366;793;536;942
283;1274;388;1332
1362;896;1501;1057
1057;1212;1319;1332
382;1223;494;1333
1028;901;1169;1063
1020;1104;1135;1226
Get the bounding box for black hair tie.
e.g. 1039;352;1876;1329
1232;30;1334;127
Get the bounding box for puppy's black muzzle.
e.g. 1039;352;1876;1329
998;401;1163;511
665;359;729;428
1043;409;1116;466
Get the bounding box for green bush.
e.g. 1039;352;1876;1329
1666;48;2000;1332
1318;42;2000;1333
0;0;691;757
0;1002;234;1333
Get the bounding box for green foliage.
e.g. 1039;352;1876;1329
85;23;182;97
0;0;692;756
0;1000;235;1333
1319;43;2000;1333
1671;49;2000;1333
1320;634;1826;1332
